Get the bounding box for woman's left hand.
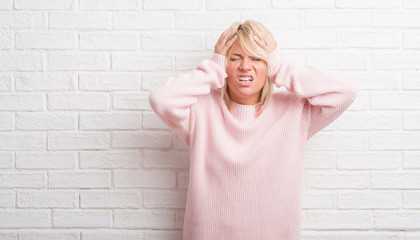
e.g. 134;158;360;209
253;29;277;54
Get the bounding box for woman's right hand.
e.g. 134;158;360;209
214;25;238;56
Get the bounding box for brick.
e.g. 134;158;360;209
143;111;168;129
0;32;12;49
144;230;182;240
80;32;138;50
306;10;370;27
336;111;401;130
303;152;335;169
113;13;174;30
112;92;151;110
337;152;401;170
141;73;173;91
342;71;400;90
306;53;367;70
19;230;80;240
404;191;420;208
143;150;189;168
373;11;420;27
48;53;110;71
406;233;420;240
49;12;110;29
144;190;186;208
112;131;172;149
0;94;44;111
0;0;13;9
144;0;201;9
403;152;420;169
175;55;209;71
339;191;400;209
403;72;420;89
371;92;420;110
142;33;204;51
372;172;420;189
0;113;13;130
81;230;144;240
79;150;141;169
0;173;44;188
48;132;109;150
301;232;338;240
306;210;371;229
336;0;399;8
371;132;420;150
48;93;109;111
0;153;13;169
404;112;420;129
0;191;14;207
207;0;270;9
15;0;75;9
302;191;336;209
16;112;77;130
348;92;369;111
16;72;76;91
16;32;77;49
176;12;240;29
0;12;45;28
177;171;189;189
404;0;420;8
273;0;334;8
49;170;110;188
374;210;420;229
80;190;141;208
79;112;141;130
404;31;420;49
0;133;45;151
114;209;174;228
79;0;138;10
340;232;403;240
0;74;12;91
0;53;43;71
272;30;335;49
242;12;305;30
15;152;76;169
306;133;368;151
370;53;420;70
306;173;369;189
112;54;173;71
79;73;140;90
0;210;50;228
337;31;400;48
114;170;176;188
17;190;76;208
52;209;111;228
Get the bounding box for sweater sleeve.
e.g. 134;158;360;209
148;53;227;147
267;48;358;140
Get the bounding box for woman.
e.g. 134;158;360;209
149;20;357;240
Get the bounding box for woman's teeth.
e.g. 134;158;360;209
238;77;253;81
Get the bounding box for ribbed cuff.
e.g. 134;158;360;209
211;53;226;71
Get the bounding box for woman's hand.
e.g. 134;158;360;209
214;25;238;56
253;29;277;54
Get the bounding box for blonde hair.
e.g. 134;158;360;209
218;19;274;117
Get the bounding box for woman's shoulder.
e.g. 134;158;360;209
271;89;304;106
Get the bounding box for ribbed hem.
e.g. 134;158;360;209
211;53;226;71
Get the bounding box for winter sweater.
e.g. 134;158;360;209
148;48;357;240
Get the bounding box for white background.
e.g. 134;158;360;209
1;0;420;239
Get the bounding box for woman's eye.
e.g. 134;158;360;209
253;59;261;61
230;59;238;61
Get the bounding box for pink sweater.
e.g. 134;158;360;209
148;48;357;240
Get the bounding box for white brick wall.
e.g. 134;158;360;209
0;0;419;239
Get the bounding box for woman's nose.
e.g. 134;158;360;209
239;58;251;71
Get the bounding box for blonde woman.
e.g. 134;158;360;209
149;20;357;240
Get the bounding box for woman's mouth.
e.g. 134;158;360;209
238;76;253;86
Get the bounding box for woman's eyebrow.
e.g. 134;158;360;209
232;53;242;57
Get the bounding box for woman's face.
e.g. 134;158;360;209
226;43;267;105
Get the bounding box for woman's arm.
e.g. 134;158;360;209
267;48;358;140
148;54;226;147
